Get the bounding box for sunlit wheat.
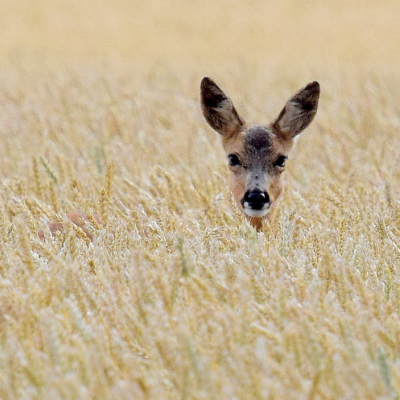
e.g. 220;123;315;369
0;0;400;399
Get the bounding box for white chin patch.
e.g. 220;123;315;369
244;208;269;218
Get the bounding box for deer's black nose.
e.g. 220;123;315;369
243;190;269;210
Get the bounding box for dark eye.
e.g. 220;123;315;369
274;155;287;168
228;154;241;166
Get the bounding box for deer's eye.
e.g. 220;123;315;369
274;155;287;168
228;154;241;167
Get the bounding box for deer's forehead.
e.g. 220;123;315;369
244;126;272;155
223;125;287;158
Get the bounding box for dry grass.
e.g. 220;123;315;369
1;1;400;399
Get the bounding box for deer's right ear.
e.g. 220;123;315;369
200;77;245;137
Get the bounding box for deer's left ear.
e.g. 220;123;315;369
272;81;320;140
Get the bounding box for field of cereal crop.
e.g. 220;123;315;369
1;0;400;398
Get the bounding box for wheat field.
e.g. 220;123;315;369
1;0;400;399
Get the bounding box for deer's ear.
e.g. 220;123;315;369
200;77;245;137
273;81;320;140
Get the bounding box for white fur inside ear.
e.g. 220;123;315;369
291;133;301;149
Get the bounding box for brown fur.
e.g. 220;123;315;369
200;77;320;231
38;211;101;241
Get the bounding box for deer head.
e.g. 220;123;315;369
200;77;320;230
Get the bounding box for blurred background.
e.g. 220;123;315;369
1;0;399;72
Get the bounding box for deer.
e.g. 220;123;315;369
37;211;101;242
200;77;320;231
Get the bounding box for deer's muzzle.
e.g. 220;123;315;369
241;189;270;217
